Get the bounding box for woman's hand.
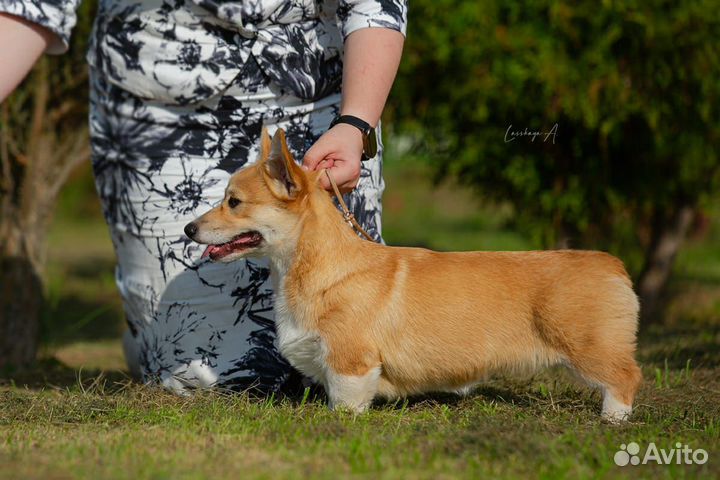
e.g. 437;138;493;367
302;123;364;192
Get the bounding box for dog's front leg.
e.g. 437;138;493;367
325;366;381;413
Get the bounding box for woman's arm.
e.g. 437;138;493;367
339;27;405;130
0;13;54;102
303;0;408;192
303;28;404;191
0;0;82;102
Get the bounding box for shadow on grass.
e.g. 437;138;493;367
0;357;130;393
42;295;124;345
42;255;124;347
387;385;532;410
64;255;116;280
638;323;720;369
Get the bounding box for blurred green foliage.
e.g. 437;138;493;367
389;0;720;271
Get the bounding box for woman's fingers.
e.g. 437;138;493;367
302;142;332;171
324;160;360;193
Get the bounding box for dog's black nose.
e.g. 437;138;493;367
184;222;198;239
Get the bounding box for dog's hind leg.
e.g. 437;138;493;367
599;357;642;422
568;352;642;422
325;366;381;413
535;313;641;421
537;276;641;421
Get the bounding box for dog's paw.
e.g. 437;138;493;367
601;407;633;423
328;399;370;414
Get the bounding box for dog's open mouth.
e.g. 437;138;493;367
201;231;264;260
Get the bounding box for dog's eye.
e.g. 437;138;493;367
228;197;241;208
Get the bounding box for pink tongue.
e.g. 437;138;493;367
201;243;232;259
201;234;260;260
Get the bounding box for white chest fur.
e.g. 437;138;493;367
272;270;327;384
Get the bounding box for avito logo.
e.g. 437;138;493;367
614;442;709;466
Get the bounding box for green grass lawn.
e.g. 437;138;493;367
1;159;719;479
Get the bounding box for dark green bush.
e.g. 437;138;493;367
389;0;720;271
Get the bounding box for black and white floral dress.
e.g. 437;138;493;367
1;0;407;393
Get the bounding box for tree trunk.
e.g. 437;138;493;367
637;205;695;326
0;255;43;368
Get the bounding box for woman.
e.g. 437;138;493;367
0;0;406;393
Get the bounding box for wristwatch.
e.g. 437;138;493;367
329;115;378;161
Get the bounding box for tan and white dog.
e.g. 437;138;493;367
185;128;642;421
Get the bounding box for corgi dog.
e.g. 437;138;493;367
185;128;642;422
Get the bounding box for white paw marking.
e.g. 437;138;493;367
602;388;632;422
326;367;381;413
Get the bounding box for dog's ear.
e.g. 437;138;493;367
259;126;272;163
262;129;305;200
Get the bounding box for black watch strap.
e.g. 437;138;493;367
329;115;378;161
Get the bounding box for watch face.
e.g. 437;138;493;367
364;128;378;159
